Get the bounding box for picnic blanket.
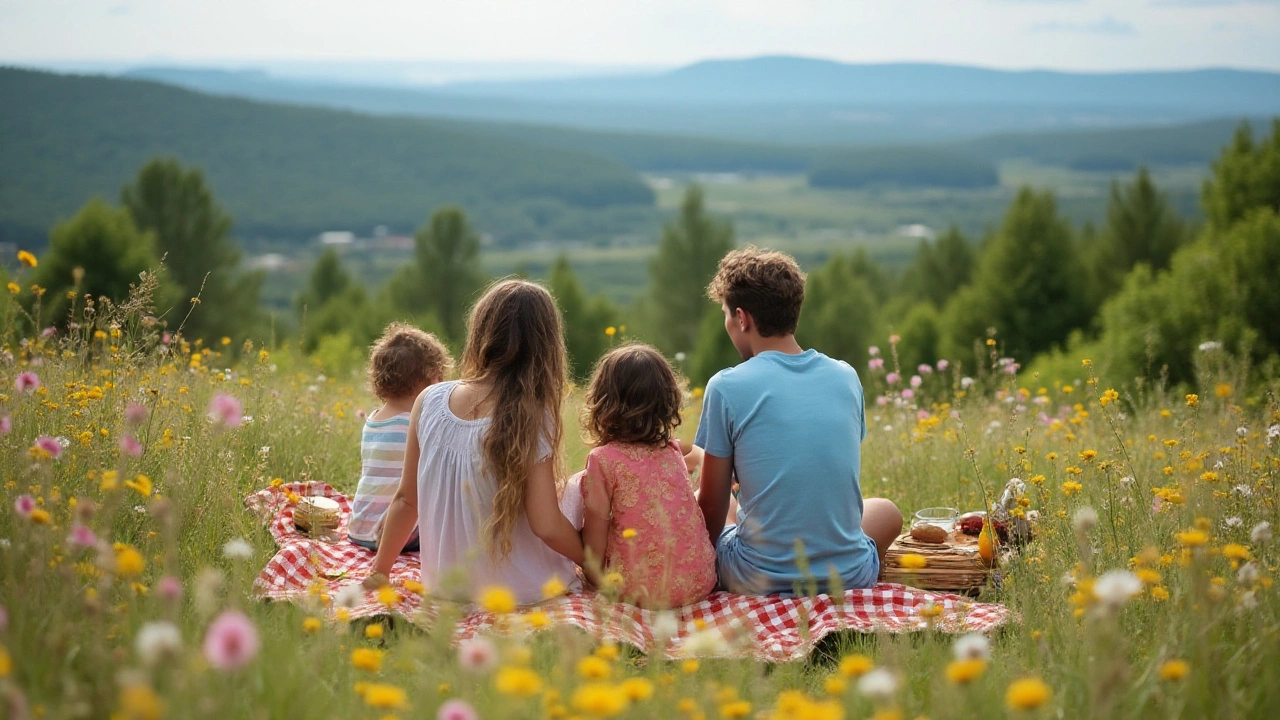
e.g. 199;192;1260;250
247;483;1012;662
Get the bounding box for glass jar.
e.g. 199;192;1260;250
912;506;960;532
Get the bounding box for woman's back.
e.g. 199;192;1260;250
416;380;581;605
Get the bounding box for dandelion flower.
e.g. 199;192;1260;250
364;624;383;640
124;474;152;497
351;648;384;672
1175;529;1208;547
1159;659;1189;681
202;610;260;670
577;656;612;680
1005;677;1052;710
479;586;516;614
135;621;182;667
16;250;37;267
437;699;478;720
571;682;629;717
15;371;40;394
620;677;654;702
720;700;753;719
457;637;498;673
1222;544;1251;563
493;666;542;697
358;682;409;709
954;633;991;661
1092;570;1142;610
1251;522;1271;544
222;538;254;561
302;617;322;633
114;545;146;577
541;576;566;599
376;586;400;607
1072;507;1098;533
839;653;874;678
946;659;987;684
857;668;898;703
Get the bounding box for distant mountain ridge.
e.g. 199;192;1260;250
122;57;1280;145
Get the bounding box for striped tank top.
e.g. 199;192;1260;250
347;411;412;544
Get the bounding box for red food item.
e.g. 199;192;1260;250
958;516;1009;543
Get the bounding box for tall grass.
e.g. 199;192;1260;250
1;292;1277;720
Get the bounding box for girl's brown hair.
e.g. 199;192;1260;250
582;343;683;448
461;279;568;560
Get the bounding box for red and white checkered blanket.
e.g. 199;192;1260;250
247;483;1011;662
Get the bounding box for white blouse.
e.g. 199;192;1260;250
415;381;582;605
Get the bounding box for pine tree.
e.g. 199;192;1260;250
647;186;734;355
689;304;740;386
942;187;1088;363
898;226;974;308
1202;120;1280;232
799;252;880;368
1089;167;1187;302
548;254;618;381
121;158;262;341
386;206;485;341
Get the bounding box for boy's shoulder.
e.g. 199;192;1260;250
709;350;855;388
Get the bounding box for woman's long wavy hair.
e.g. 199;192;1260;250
461;279;568;560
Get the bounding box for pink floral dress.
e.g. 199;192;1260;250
581;442;717;608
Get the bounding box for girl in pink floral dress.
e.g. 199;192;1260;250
579;344;717;609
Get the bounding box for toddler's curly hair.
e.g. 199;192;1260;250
582;343;684;447
367;323;453;400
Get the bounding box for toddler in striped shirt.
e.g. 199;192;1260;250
348;323;453;552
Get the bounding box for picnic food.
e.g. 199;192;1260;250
910;523;949;544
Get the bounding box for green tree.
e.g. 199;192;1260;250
31;199;161;322
941;187;1089;363
895;302;943;370
296;249;396;354
689;304;740;387
1089;167;1187;302
648;186;734;355
1202;120;1280;232
387;206;484;341
799;252;880;369
897;227;974;308
296;248;352;314
121;158;262;341
548;254;619;381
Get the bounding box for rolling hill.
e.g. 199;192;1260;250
0;68;655;248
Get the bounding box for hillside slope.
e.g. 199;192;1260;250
0;68;654;247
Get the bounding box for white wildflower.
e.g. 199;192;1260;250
652;612;679;642
1224;517;1243;529
953;633;991;661
681;627;730;658
960;377;975;390
1234;485;1253;497
1093;570;1142;610
1198;341;1222;352
1252;522;1272;544
335;583;365;609
1237;562;1260;586
222;538;254;561
1238;591;1258;611
674;352;687;362
135;621;182;667
857;668;899;703
1072;507;1098;533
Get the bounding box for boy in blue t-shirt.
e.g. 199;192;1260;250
694;247;902;596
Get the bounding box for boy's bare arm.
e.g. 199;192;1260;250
698;451;734;541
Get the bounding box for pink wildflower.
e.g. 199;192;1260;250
203;610;260;670
125;403;148;427
162;332;172;344
868;346;880;357
910;375;923;388
936;359;950;372
875;395;889;406
902;389;916;400
0;415;10;435
868;358;885;371
15;371;39;393
14;495;35;518
158;575;183;603
120;435;143;458
208;394;243;428
67;525;97;548
0;605;7;632
457;637;498;673
885;372;900;386
889;334;901;345
438;699;479;720
40;327;55;338
918;364;932;375
34;435;63;458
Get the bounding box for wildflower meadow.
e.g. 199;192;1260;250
1;273;1278;720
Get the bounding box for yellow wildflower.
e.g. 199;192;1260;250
542;576;566;599
5;282;18;294
681;659;700;674
1185;394;1199;407
494;666;543;697
302;617;322;633
118;682;164;720
605;326;617;337
376;586;400;608
1061;481;1083;496
1005;677;1052;710
571;682;629;717
947;659;987;684
364;624;384;639
1159;660;1190;681
1222;544;1251;563
1150;586;1170;601
125;474;153;497
1175;530;1208;547
114;545;145;577
577;656;612;680
17;250;38;267
839;653;874;678
358;683;408;709
351;648;384;672
480;586;517;614
720;700;752;719
1214;383;1232;398
29;508;51;524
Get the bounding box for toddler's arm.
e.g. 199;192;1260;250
363;395;424;590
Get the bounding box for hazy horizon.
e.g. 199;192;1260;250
2;0;1278;74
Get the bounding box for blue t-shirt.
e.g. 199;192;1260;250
694;349;876;595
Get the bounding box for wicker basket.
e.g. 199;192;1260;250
293;496;341;535
880;530;992;594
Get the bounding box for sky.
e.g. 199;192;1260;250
2;0;1279;75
